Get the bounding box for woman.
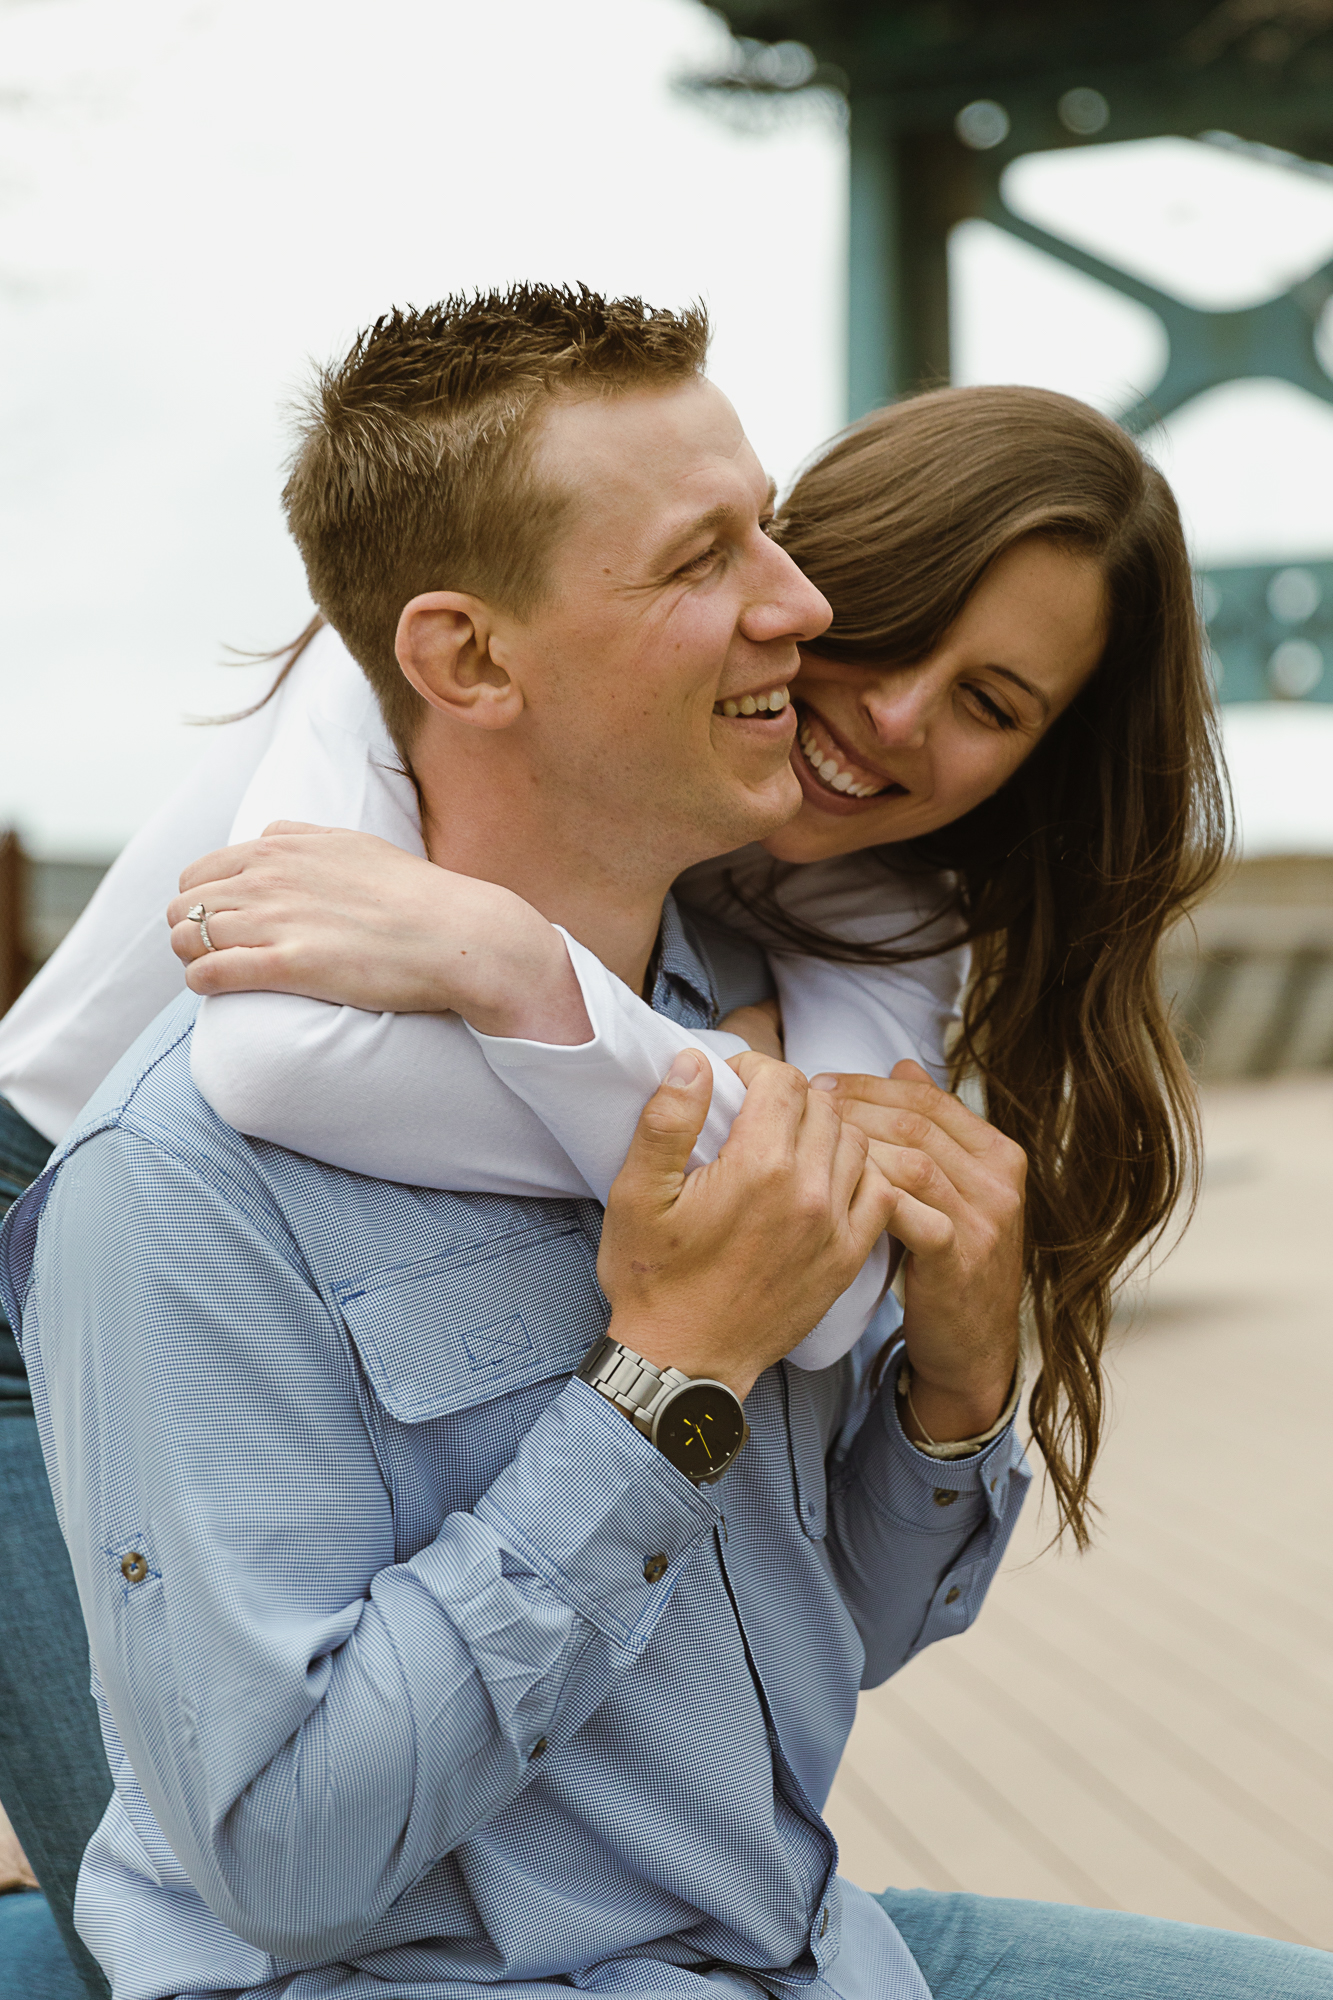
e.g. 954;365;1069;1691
752;383;1228;1543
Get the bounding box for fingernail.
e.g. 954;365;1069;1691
810;1073;837;1092
665;1050;702;1088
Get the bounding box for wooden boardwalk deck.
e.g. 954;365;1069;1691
827;1073;1333;1949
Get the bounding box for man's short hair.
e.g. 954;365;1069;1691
283;283;710;752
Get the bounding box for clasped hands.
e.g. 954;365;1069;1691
599;1049;1025;1439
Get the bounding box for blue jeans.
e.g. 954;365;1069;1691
877;1886;1333;1996
0;1095;111;1999
1;1884;1328;1997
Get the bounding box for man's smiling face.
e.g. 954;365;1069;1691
508;376;831;886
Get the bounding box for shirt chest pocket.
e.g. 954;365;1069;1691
333;1221;609;1423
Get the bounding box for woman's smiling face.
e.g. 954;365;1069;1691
764;536;1110;864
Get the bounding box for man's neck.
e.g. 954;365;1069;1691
413;734;673;996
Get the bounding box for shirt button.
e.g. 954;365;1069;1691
945;1586;961;1605
120;1552;149;1584
529;1738;548;1759
643;1554;669;1583
932;1488;957;1508
819;1908;830;1937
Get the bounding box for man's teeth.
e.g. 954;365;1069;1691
797;718;884;798
715;685;790;719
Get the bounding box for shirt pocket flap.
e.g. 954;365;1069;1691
333;1221;607;1423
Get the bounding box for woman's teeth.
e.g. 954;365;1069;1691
797;717;885;798
714;685;790;718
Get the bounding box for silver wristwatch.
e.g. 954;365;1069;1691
578;1337;749;1486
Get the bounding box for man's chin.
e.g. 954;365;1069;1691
723;763;804;843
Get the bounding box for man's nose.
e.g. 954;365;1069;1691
741;541;831;647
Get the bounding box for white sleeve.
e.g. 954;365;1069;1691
0;659;304;1143
190;935;749;1203
193;642;754;1199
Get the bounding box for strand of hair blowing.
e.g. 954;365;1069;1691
766;387;1231;1546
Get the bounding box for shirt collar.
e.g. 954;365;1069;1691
648;894;718;1032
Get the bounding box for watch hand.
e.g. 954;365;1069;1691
691;1421;714;1462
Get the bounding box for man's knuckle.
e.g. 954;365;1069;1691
995;1183;1024;1223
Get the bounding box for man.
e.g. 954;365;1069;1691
8;289;1317;2000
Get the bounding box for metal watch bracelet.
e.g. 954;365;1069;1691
578;1338;693;1438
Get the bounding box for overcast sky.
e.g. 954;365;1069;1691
4;0;1333;857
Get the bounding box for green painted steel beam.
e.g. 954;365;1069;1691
1199;561;1333;703
701;2;1333;705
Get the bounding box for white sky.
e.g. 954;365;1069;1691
3;0;1332;856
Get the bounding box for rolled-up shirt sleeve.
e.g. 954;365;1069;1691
22;1129;717;1964
826;1344;1031;1688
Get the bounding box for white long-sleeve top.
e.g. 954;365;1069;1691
0;623;968;1367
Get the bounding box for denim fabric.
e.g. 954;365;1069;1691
0;1096;110;1999
0;1891;94;2000
0;1092;49;1410
877;1888;1333;1998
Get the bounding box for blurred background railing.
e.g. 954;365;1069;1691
0;842;109;1017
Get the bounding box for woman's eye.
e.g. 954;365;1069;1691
969;688;1018;731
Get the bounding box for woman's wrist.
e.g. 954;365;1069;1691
896;1351;1020;1451
453;903;593;1046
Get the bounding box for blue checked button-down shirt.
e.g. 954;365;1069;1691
1;901;1030;2000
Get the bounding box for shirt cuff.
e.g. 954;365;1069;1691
473;1378;719;1650
859;1344;1022;1532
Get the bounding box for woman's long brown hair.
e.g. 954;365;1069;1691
767;386;1230;1547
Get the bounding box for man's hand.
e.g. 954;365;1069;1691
166;822;592;1044
811;1060;1025;1446
597;1049;898;1402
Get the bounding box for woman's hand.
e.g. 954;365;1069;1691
811;1060;1026;1445
167;821;592;1044
718;997;784;1060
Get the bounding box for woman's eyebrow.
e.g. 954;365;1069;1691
988;664;1050;719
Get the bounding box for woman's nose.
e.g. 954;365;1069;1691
862;677;933;750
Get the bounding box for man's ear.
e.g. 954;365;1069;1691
395;592;524;730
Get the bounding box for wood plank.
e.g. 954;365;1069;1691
829;1075;1333;1951
824;1767;956;1894
841;1692;1097;1906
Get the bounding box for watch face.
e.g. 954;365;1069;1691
654;1383;747;1485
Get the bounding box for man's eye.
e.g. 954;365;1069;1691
679;547;719;577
